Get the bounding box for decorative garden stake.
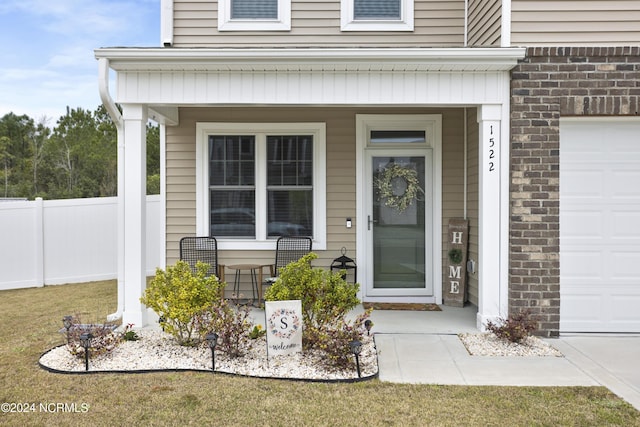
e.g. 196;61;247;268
158;315;165;332
79;332;93;371
63;315;73;342
350;340;362;378
205;332;219;372
364;320;372;336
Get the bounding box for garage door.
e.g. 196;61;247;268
560;119;640;332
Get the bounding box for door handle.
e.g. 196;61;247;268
368;215;377;230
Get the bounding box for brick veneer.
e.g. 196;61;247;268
510;46;640;337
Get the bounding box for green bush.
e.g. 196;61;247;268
264;252;371;368
141;260;225;346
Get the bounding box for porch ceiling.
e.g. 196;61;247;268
95;47;526;73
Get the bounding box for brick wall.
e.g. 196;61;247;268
510;46;640;337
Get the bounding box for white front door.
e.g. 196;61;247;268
356;114;442;302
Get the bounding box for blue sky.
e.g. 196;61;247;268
0;0;160;124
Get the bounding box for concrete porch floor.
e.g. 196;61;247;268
247;303;480;335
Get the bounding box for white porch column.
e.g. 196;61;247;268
121;104;148;327
477;105;508;329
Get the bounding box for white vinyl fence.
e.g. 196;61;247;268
0;196;161;290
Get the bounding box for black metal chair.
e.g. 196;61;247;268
260;236;312;300
179;236;225;283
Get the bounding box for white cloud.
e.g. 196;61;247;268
0;0;159;120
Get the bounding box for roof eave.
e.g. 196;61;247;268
94;47;526;72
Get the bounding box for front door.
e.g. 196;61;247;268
357;114;441;301
366;152;433;297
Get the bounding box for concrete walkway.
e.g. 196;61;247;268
246;304;640;410
365;306;640;411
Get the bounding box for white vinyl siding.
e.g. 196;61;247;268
512;0;640;46
172;0;464;47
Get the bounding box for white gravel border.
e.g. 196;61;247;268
459;332;563;357
39;330;378;381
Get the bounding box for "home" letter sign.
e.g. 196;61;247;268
443;219;469;307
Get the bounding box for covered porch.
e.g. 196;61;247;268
94;47;525;331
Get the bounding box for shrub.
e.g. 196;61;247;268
307;311;372;368
264;252;371;367
140;260;225;346
122;323;140;341
64;315;120;359
265;253;360;333
195;296;257;358
485;309;537;344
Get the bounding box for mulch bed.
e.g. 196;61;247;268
362;303;442;311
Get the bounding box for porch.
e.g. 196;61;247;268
95;47;525;330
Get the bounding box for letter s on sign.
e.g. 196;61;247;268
280;317;289;330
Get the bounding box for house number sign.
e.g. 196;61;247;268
488;124;497;173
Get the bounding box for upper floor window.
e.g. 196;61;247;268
341;0;414;31
218;0;291;31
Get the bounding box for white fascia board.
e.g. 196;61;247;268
94;47;526;72
160;0;174;46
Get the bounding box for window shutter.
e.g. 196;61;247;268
231;0;278;19
354;0;401;19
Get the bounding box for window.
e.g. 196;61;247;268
197;123;326;250
218;0;291;31
341;0;413;31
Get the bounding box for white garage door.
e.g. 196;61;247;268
560;119;640;332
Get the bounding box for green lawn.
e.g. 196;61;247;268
1;281;638;426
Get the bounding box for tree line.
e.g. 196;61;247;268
0;106;160;200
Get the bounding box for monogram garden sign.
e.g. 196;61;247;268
265;300;303;359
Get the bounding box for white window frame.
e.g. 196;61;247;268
218;0;291;31
341;0;414;32
196;122;326;250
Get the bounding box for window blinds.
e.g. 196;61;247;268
354;0;401;19
231;0;278;19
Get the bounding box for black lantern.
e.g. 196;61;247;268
331;247;357;284
349;340;363;378
62;315;73;342
364;320;373;336
205;332;219;371
79;332;93;371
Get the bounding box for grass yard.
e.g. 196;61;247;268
0;280;639;427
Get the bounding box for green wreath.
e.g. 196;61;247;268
375;163;424;212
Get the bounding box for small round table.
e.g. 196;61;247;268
227;264;261;303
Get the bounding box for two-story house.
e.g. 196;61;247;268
94;0;640;336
